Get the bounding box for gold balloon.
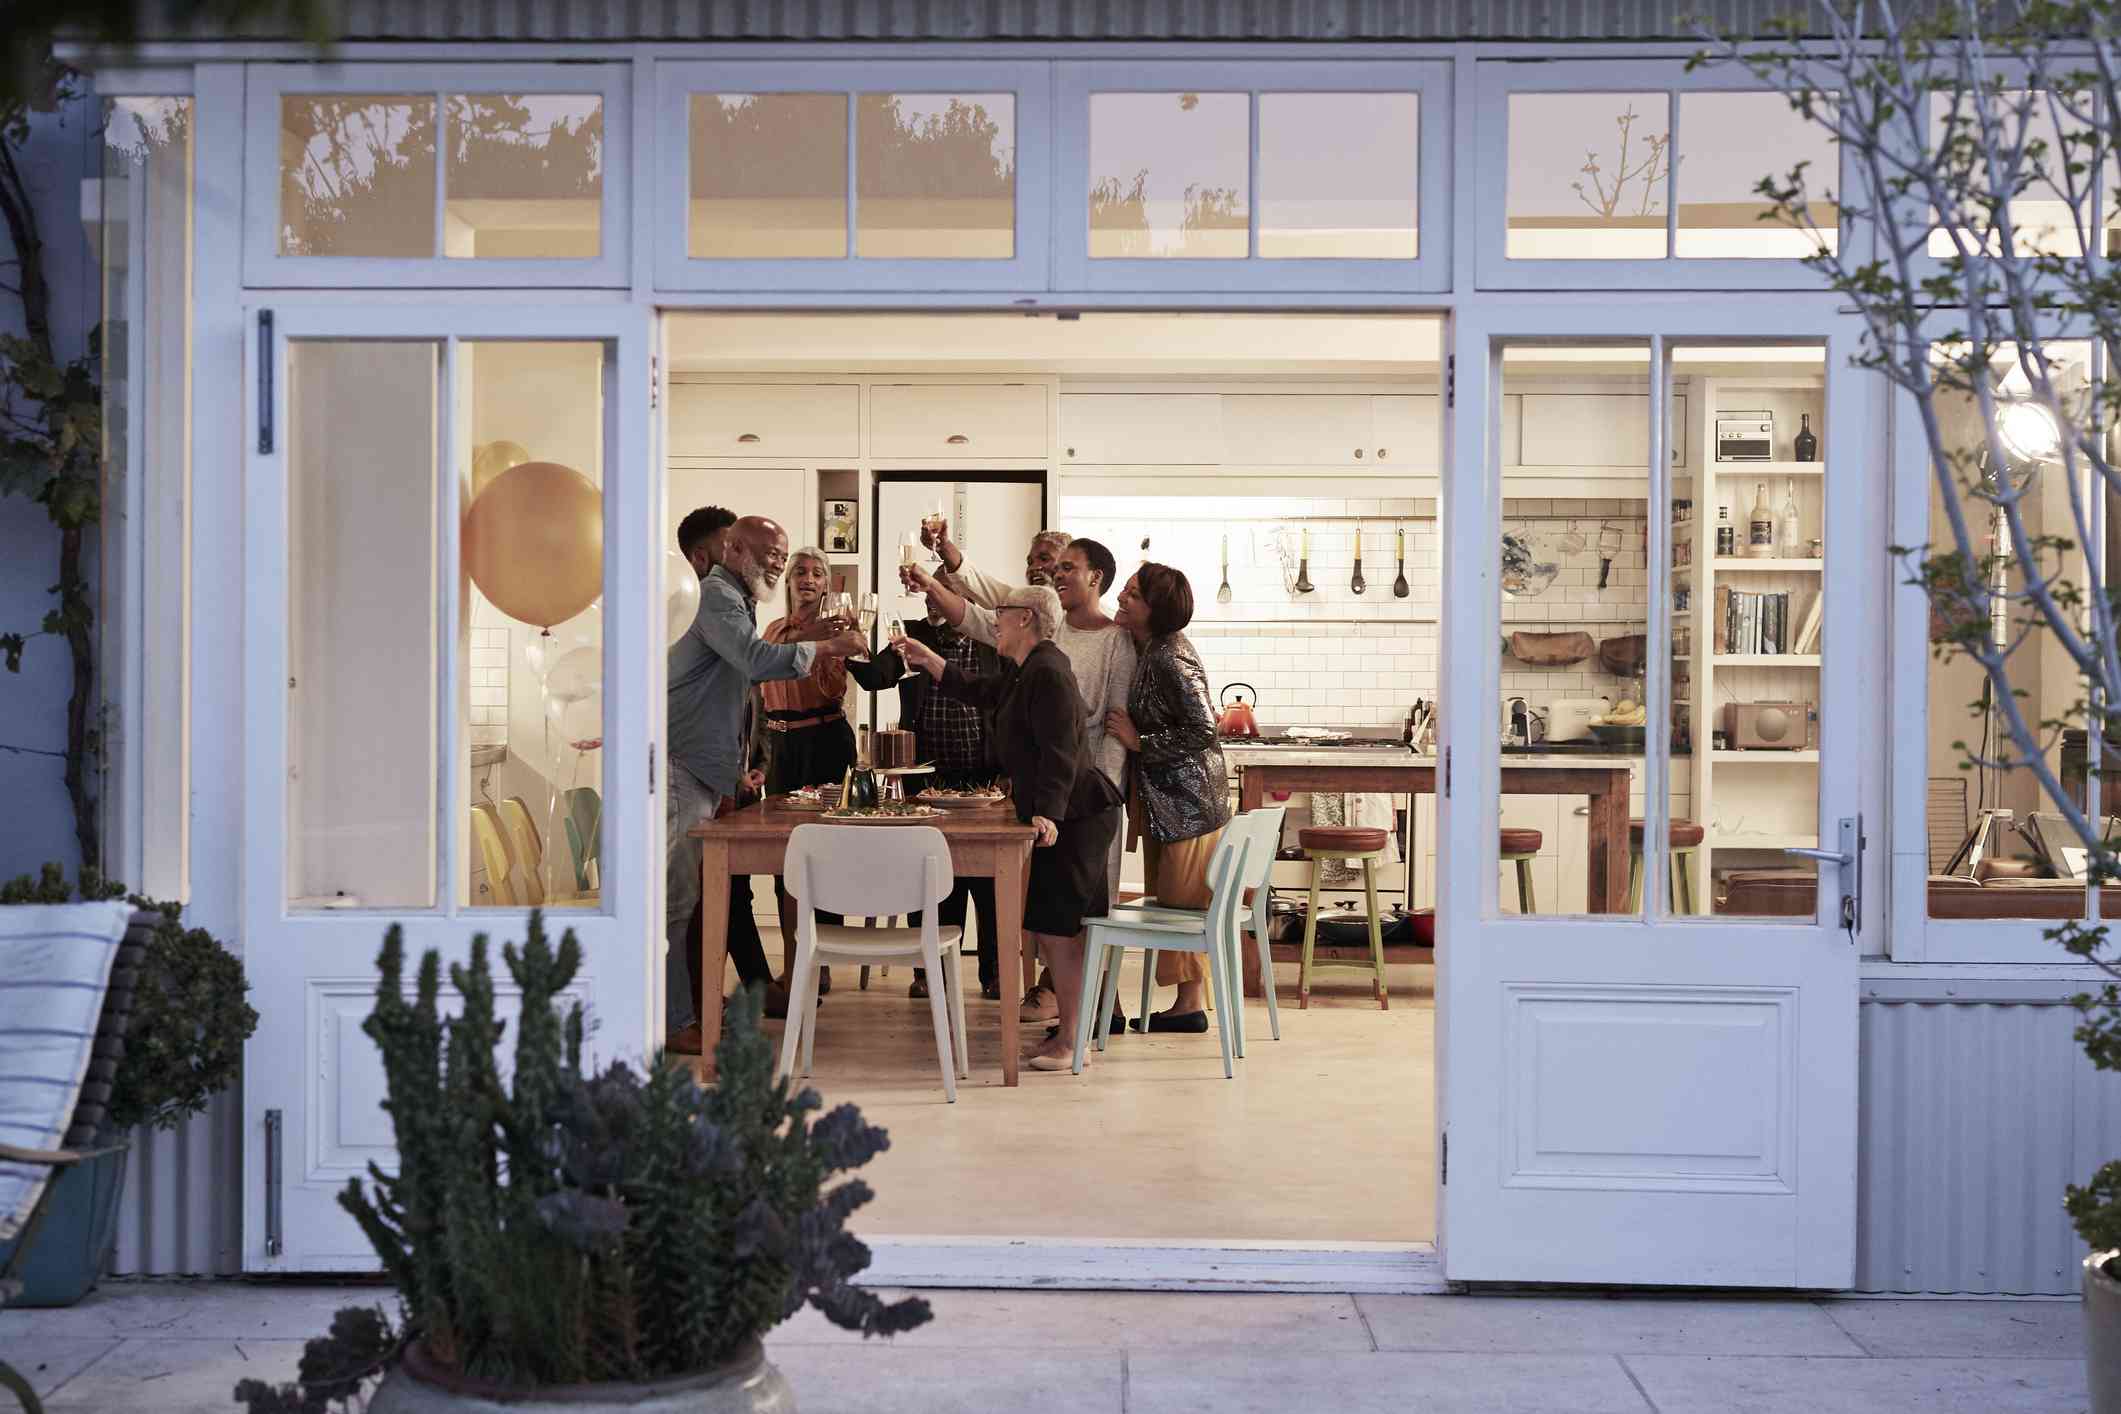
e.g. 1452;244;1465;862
471;439;531;498
462;460;603;629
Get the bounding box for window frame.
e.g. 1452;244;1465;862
652;59;1054;292
242;62;632;288
1886;321;2112;962
1474;58;1851;291
1052;58;1451;294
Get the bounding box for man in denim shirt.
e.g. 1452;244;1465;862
667;512;863;1053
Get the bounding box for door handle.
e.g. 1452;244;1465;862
1784;814;1863;938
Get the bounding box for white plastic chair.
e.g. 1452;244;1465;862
1072;828;1249;1078
778;824;969;1102
1107;806;1288;1055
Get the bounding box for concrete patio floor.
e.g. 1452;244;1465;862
0;1279;2093;1412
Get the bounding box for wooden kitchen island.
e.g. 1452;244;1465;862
1229;747;1637;989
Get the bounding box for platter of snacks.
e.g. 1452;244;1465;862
919;784;1008;808
822;802;945;823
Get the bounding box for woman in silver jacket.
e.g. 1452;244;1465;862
1106;562;1232;1033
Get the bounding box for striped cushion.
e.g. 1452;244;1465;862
0;901;132;1241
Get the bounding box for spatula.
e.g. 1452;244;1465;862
1392;525;1411;598
1350;522;1367;595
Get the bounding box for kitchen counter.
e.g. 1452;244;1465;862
1222;742;1648;771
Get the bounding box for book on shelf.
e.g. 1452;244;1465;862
1717;587;1799;656
1792;588;1823;654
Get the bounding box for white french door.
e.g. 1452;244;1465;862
240;304;656;1271
1435;306;1871;1286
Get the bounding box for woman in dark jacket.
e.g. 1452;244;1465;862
1107;562;1231;1032
894;585;1124;1072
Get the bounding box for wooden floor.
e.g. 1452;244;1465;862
728;943;1437;1245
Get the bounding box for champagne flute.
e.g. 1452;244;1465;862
849;592;879;663
886;613;916;679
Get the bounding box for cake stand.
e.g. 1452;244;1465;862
876;764;934;802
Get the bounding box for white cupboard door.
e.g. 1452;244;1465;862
1371;395;1440;469
1220;394;1376;466
1058;392;1223;465
1516;393;1689;471
666;383;860;458
241;305;654;1273
868;384;1049;459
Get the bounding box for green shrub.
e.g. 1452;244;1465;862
235;911;926;1410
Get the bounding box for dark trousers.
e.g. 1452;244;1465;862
911;876;999;990
685;876;774;1018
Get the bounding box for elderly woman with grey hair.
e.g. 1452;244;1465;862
893;585;1125;1072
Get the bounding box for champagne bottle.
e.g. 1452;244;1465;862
1779;479;1801;557
1794;412;1818;462
1746;481;1775;557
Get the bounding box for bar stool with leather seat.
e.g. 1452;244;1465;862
1628;818;1707;913
1500;827;1543;913
1297;825;1390;1010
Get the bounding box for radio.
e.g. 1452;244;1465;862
1715;411;1775;461
1721;700;1810;750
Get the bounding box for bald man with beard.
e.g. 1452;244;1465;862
667;514;863;1052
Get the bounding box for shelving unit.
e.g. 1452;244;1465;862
1673;371;1828;907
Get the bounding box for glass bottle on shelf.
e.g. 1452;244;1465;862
1716;504;1735;558
1794;412;1818;462
1746;481;1775;557
1779;479;1801;557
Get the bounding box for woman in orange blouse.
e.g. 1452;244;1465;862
762;547;900;980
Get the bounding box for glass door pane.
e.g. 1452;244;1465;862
287;340;440;907
1659;345;1827;918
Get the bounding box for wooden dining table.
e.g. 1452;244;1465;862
692;799;1039;1084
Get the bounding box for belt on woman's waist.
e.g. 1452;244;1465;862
765;707;845;732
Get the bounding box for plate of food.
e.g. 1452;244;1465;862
919;784;1008;808
822;802;945;823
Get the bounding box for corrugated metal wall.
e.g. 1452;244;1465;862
188;0;1843;43
110;997;2121;1290
111;1086;242;1277
1859;989;2121;1295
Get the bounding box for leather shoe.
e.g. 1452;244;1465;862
1132;1010;1209;1034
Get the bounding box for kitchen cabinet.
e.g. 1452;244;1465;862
1514;392;1688;472
1059;392;1222;464
667;382;861;458
1370;395;1439;467
869;383;1049;459
1221;394;1379;466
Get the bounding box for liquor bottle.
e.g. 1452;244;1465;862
1716;504;1735;558
1779;479;1802;557
1794;412;1818;462
1746;481;1775;557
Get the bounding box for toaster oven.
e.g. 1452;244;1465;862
1715;412;1775;462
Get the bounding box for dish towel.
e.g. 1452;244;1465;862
1313;793;1402;886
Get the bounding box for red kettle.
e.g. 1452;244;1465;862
1217;683;1261;738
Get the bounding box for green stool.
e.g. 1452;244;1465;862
1500;827;1543;913
1298;826;1390;1011
1626;818;1706;913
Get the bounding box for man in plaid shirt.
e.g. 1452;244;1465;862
891;618;1003;999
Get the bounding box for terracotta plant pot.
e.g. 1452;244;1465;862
2086;1252;2121;1414
367;1338;795;1413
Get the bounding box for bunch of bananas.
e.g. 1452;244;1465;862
1590;698;1648;727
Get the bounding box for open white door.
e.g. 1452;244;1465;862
240;304;655;1271
1436;315;1867;1287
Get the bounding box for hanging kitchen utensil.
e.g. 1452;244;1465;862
1558;520;1588;555
1596;522;1624;589
1350;521;1367;595
1216;531;1232;604
1501;530;1561;597
1506;630;1596;667
1392;523;1410;598
1293;527;1315;594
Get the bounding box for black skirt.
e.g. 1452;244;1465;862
766;716;856;794
1024;803;1122;937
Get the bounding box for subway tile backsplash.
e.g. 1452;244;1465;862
1067;495;1650;730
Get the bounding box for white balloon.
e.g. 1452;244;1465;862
666;549;701;648
559;694;602;748
546;645;601;706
